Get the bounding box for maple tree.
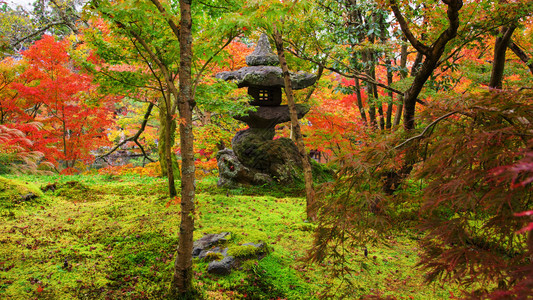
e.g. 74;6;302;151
9;35;115;172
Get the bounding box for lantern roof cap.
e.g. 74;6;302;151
215;34;317;89
245;33;280;66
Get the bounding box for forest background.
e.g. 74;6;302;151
1;0;533;299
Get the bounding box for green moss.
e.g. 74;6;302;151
204;252;224;261
0;176;44;210
291;222;317;232
227;244;267;259
310;159;335;183
0;174;460;299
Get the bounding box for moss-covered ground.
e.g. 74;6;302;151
0;174;455;299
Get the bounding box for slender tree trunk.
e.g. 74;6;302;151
353;78;368;124
393;42;408;127
391;0;462;130
164;110;177;198
169;0;195;297
372;77;385;130
489;25;516;89
273;27;317;222
354;78;368;125
377;13;393;130
158;97;180;179
383;0;463;194
385;62;394;130
361;51;377;128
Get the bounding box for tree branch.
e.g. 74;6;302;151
395;110;460;149
12;22;68;47
389;0;430;56
97;102;155;162
509;42;533;75
148;0;181;39
286;47;427;106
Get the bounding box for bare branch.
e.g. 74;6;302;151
12;21;68;47
97;103;155;162
395;110;460;149
148;0;181;39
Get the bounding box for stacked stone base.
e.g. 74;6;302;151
217;128;305;187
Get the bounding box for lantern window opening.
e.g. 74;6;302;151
259;89;269;101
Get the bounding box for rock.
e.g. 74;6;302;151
198;246;229;260
234;105;310;129
40;183;57;192
20;193;37;201
207;256;235;275
245;33;279;66
216;149;246;187
232;131;304;183
238;242;269;259
192;232;231;257
216;148;273;187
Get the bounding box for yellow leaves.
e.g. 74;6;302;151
97;161;162;177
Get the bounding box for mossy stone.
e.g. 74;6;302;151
0;176;43;209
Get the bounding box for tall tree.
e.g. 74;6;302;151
166;0;196;295
273;27;317;221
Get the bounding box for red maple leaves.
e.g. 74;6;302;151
1;35;117;172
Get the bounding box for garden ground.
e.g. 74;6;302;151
1;174;457;299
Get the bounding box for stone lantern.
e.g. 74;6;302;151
215;34;317;187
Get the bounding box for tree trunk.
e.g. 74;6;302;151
354;78;367;125
383;0;463;194
385;61;393;130
489;25;516;89
164;111;178;198
158;97;180;179
361;51;377;128
169;0;195;297
273;28;317;222
391;0;462;130
393;42;408;127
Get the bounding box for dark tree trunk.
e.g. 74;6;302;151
354;78;367;124
383;0;463;195
392;0;463;130
158;97;180;179
164;111;178;198
385;61;394;130
489;25;516;89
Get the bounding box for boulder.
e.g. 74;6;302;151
207;256;235;275
216;148;272;187
192;232;231;257
231;130;303;183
